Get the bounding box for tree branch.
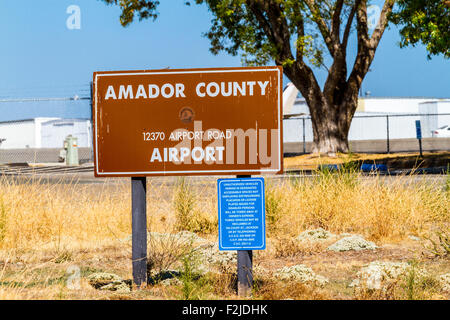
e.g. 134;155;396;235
342;1;359;48
246;1;276;43
356;0;370;49
323;1;362;105
370;0;396;49
291;1;305;62
331;0;345;44
345;0;372;102
246;0;293;63
304;0;336;57
265;0;293;61
347;0;396;95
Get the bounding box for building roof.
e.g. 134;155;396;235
0;98;91;122
0;117;90;125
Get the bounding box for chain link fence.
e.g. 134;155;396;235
284;113;450;154
1;95;450;164
0;97;93;165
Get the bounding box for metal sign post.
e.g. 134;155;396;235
236;174;252;297
131;177;147;287
217;176;265;297
237;249;253;297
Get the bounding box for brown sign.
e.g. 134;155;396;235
93;66;283;177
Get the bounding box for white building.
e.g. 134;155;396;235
356;97;443;113
287;97;448;115
284;97;450;142
419;100;450;138
0;118;92;149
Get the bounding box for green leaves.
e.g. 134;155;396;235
101;0;160;26
296;35;325;68
390;0;449;59
197;1;332;67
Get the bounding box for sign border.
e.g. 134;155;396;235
92;66;283;177
217;177;266;251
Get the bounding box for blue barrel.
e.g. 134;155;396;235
360;163;388;172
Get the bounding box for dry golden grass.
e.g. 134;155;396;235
0;170;448;300
284;151;450;170
353;268;445;300
253;279;331;300
272;236;329;258
0;176;130;252
0;176;218;252
266;173;449;242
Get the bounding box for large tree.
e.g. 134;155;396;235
102;0;397;155
390;0;449;59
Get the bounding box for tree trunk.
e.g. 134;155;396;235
304;89;358;156
284;60;361;156
311;115;350;155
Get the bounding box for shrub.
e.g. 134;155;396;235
147;232;195;276
173;178;197;232
178;250;211;300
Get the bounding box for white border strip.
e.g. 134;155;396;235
94;68;281;175
218;178;266;251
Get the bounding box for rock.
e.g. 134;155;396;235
408;235;421;241
195;243;237;273
274;264;328;287
148;269;182;285
439;273;450;292
160;277;183;286
327;235;377;252
350;261;428;290
99;280;131;293
87;272;123;288
193;244;268;277
296;228;336;242
253;265;270;279
87;272;131;293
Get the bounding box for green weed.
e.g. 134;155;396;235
173;178;197;232
178;251;210;300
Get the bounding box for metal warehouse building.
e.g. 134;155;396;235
284;97;450;143
0;97;92;151
0;118;92;149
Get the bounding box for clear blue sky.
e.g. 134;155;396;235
0;0;449;100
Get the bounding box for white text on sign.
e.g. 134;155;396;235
104;81;270;100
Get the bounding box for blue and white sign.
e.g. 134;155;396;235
217;177;266;251
415;120;422;139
